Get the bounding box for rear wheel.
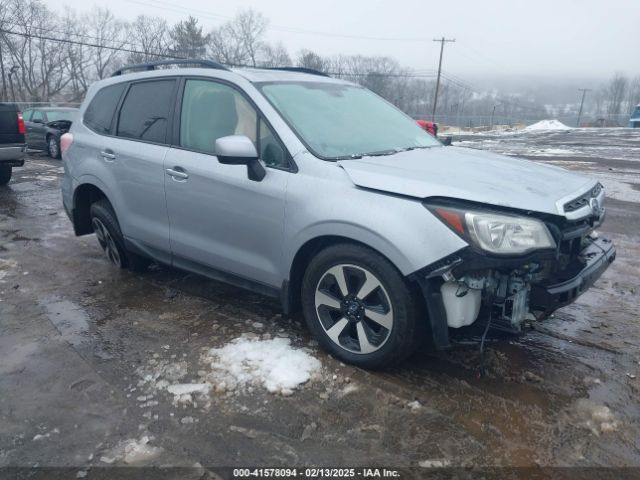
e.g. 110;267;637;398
301;243;424;369
89;199;150;272
0;166;12;186
47;135;61;159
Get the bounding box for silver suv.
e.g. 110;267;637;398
62;60;615;368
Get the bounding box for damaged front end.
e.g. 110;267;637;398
415;188;616;348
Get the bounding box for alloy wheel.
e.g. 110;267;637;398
314;264;393;354
49;137;58;158
92;217;122;267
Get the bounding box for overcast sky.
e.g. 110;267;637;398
50;0;639;84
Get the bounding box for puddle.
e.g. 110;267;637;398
39;297;90;347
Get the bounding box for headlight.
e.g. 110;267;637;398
429;206;556;255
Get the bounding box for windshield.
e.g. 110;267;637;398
258;82;440;159
47;110;76;122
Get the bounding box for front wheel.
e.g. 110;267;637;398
47;135;61;159
301;243;424;369
0;166;12;186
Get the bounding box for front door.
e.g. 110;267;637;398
164;79;290;288
26;110;46;149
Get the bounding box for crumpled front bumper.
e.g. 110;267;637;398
530;237;616;314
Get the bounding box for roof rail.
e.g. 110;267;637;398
111;59;230;77
264;67;330;77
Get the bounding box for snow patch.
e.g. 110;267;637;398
0;258;18;282
100;436;163;465
166;383;211;406
574;399;620;435
525;119;571;131
202;336;321;395
419;459;451;468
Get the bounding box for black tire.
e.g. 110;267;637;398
0;166;12;186
89;199;150;272
47;135;61;159
301;243;424;369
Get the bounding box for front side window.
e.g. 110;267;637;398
180;79;257;155
84;83;126;134
259;81;440;159
117;80;175;144
259;119;286;168
31;110;44;123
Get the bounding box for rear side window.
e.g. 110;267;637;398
117;80;175;144
84;83;126;135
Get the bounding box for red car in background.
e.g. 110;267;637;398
416;120;438;137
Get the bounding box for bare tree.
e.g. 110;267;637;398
84;8;126;79
127;15;170;64
296;50;329;72
606;72;628;115
625;76;640;114
209;9;268;67
60;8;92;101
1;0;70;101
0;0;12;100
259;43;291;68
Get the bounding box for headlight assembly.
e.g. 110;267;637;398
429;206;556;255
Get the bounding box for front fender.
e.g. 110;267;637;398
283;168;468;277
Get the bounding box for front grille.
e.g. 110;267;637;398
563;183;603;213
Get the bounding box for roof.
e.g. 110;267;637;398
32;107;78;111
232;68;349;85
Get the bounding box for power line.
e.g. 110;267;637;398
1;21;142;51
0;28;441;79
0;27;182;59
126;0;434;42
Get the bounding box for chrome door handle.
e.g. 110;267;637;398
100;151;116;160
165;168;189;180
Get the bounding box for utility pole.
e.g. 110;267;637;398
0;46;7;102
576;88;591;127
490;104;498;130
8;66;18;102
431;37;455;122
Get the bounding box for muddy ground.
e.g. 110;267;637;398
1;128;639;477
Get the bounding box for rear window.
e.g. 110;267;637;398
116;80;175;144
47;110;76;122
84;83;126;135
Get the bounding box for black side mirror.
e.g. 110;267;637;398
215;135;266;182
32;118;43;124
441;136;453;146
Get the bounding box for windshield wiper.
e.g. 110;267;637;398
360;149;399;157
331;147;428;161
398;145;433;152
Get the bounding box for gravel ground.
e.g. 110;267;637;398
1;129;639;478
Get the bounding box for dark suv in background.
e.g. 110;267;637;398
0;103;27;185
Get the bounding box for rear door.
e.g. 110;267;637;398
103;79;176;254
164;78;291;287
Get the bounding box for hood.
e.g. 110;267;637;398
47;119;73;131
337;146;596;216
